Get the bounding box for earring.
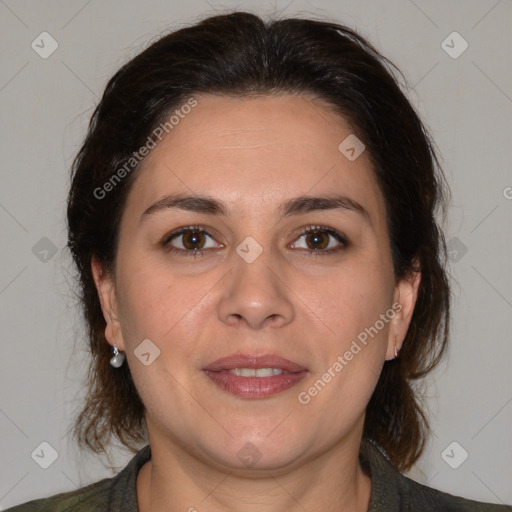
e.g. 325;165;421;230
110;344;125;368
394;337;399;359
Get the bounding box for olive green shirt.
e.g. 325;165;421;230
6;439;511;511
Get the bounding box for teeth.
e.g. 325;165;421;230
229;367;286;377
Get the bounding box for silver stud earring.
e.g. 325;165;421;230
110;344;125;368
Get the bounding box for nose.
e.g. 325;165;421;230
217;247;295;330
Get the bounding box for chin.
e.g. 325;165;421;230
199;429;308;473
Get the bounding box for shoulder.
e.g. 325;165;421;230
3;477;113;512
360;438;511;512
402;473;512;511
4;444;151;512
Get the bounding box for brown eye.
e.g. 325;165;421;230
162;226;223;257
290;226;348;255
304;231;330;250
181;230;207;250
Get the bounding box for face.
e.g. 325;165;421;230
93;93;418;472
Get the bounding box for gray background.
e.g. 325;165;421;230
1;0;511;508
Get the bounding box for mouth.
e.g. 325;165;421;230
202;353;308;398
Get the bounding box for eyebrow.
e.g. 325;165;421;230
140;192;369;222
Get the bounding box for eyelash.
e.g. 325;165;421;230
161;224;348;258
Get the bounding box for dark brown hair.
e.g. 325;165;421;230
67;11;450;471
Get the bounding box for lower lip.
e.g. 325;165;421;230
203;370;308;398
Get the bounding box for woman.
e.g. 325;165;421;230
7;11;511;512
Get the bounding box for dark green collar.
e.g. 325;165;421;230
108;438;510;511
110;439;405;511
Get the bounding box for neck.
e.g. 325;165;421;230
137;426;372;512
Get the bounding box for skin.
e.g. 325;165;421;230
92;93;420;512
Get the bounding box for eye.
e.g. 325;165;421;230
290;225;348;255
161;224;348;258
162;225;223;257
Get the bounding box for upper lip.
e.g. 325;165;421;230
203;353;307;373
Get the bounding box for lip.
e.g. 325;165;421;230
202;353;308;399
203;353;307;373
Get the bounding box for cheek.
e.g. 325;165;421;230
301;285;391;427
117;277;167;341
312;259;393;334
115;270;198;399
116;253;185;333
302;258;393;399
115;256;217;371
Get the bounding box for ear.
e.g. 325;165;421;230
91;255;125;351
385;264;421;361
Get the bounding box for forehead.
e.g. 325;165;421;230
122;93;386;224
